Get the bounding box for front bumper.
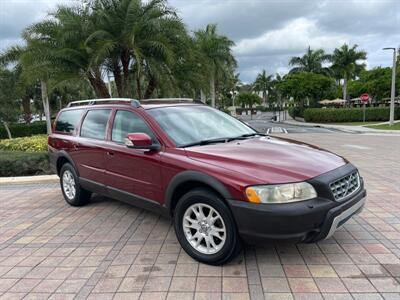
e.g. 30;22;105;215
228;165;367;244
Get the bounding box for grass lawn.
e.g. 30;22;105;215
327;121;380;126
366;123;400;130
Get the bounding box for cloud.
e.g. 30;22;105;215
0;0;76;49
233;18;349;57
1;0;398;83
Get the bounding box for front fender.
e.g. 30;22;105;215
164;170;233;212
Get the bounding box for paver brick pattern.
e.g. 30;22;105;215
0;133;399;299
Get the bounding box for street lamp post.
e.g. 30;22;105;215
383;47;397;126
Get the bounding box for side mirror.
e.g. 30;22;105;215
124;133;160;151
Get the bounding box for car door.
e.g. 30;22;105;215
72;108;112;188
105;109;163;203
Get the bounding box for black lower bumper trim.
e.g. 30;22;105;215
228;188;366;244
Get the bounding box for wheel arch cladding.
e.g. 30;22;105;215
56;151;78;176
165;170;233;216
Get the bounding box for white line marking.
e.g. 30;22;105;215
342;144;370;150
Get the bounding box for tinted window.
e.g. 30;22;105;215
147;106;255;147
112;110;156;143
55;109;83;133
80;109;111;140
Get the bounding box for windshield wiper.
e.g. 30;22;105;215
240;132;267;137
226;132;267;142
180;133;267;148
180;138;229;148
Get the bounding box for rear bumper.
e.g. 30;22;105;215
228;175;366;244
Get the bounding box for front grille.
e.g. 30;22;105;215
330;171;360;201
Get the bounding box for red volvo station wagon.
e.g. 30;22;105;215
48;98;366;265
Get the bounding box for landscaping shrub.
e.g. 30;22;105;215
0;135;48;152
288;106;306;119
0;151;52;177
0;121;47;139
304;107;400;123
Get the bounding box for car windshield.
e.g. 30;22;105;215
147;105;257;147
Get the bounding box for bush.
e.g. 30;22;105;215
0;151;52;177
288;107;306;119
0;121;47;139
0;135;48;152
304;107;400;123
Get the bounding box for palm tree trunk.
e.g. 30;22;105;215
343;77;348;104
40;80;52;135
144;76;157;99
263;90;267;107
112;61;123;97
121;51;131;97
136;76;142;99
22;95;31;123
210;76;215;107
200;90;206;103
2;122;12;139
88;76;110;98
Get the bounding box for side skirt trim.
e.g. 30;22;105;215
79;177;169;217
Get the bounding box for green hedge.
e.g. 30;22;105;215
0;135;48;152
0;151;52;177
288;107;306;119
304;107;400;123
0;121;47;139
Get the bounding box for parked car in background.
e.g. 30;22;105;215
48;98;366;265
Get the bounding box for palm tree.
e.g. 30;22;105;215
289;46;331;75
194;24;236;107
330;44;367;101
22;6;109;99
253;70;273;106
87;0;181;99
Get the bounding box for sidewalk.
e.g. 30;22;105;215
0;174;58;185
282;118;400;134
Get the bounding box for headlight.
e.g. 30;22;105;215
245;182;317;204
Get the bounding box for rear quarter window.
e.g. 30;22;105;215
55;109;84;133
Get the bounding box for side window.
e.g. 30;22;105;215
112;110;156;143
55;109;83;133
80;109;111;140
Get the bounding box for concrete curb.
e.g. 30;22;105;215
0;174;59;185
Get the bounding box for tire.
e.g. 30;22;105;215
174;188;242;265
60;163;91;206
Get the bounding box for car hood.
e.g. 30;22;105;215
185;136;347;184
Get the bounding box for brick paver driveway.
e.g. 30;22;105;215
0;133;399;300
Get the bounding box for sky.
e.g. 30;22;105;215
0;0;399;83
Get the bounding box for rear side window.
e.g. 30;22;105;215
55;109;83;133
112;110;156;143
80;109;111;140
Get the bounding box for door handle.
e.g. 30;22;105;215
107;151;114;156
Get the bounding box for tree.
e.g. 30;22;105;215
22;6;109;99
253;70;273;106
289;46;331;75
88;0;183;99
236;92;261;110
0;68;20;138
278;72;336;107
330;44;367;102
194;24;236;107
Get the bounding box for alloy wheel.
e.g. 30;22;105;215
182;203;226;254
